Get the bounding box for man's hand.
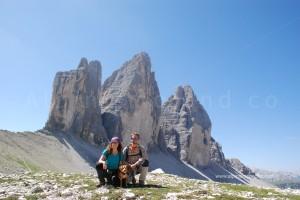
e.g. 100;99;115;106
130;164;136;169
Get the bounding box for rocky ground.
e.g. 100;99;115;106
1;170;300;200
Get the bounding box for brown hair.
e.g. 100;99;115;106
106;142;122;154
131;131;140;139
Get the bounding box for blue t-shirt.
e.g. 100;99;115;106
102;149;124;170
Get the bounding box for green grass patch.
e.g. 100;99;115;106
285;194;300;200
213;194;246;200
0;177;16;184
130;185;180;200
24;195;39;200
176;189;210;199
78;196;86;200
1;195;19;200
80;178;98;191
50;173;87;188
90;193;102;200
90;189;122;200
106;190;123;199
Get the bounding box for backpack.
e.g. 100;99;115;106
124;145;149;167
124;145;142;161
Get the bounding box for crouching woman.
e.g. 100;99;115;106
96;137;123;187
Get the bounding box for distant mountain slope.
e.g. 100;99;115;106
253;168;300;189
0;130;100;174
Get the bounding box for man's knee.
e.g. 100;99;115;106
141;166;148;173
96;163;107;174
142;160;149;167
136;161;149;175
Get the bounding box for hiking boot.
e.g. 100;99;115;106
138;180;145;186
132;177;136;185
111;176;119;187
107;181;112;185
96;181;105;188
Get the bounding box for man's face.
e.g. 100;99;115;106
131;135;139;145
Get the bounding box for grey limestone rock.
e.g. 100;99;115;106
101;52;161;149
227;158;256;176
209;137;228;167
158;85;212;167
45;58;107;144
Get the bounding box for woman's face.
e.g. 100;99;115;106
110;142;119;149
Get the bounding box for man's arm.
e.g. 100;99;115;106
122;146;128;161
135;146;148;166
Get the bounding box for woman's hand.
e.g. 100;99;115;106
102;162;107;170
98;155;107;169
96;159;107;170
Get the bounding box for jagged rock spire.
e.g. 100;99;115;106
45;58;107;144
158;85;211;167
101;52;161;150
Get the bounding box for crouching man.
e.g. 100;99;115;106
123;132;149;186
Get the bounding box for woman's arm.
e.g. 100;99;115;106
97;154;107;170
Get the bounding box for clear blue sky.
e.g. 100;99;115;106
0;0;299;172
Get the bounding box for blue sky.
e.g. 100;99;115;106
0;0;299;172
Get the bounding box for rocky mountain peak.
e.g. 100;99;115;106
116;52;151;80
174;85;195;100
101;52;161;149
174;86;185;99
159;85;211;167
77;57;88;69
130;51;151;66
227;158;256;176
102;52;154;99
45;58;107;144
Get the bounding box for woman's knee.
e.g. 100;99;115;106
96;163;105;172
96;162;103;167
